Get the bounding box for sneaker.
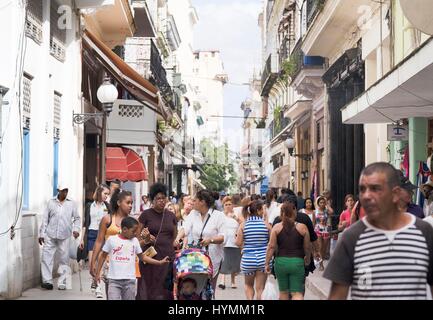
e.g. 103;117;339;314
41;283;53;290
95;285;103;299
91;280;97;293
58;283;66;290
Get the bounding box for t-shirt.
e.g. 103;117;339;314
102;235;143;280
407;203;425;219
323;214;433;300
267;201;281;225
339;209;352;228
89;202;108;230
223;215;239;248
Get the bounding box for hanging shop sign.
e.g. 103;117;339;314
387;124;408;141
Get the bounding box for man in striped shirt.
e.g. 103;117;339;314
324;162;433;300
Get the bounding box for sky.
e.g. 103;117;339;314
191;0;262;154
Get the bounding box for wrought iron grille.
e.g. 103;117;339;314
118;105;144;118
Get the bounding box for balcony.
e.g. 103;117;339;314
269;113;291;142
166;14;181;52
306;0;326;29
82;0;136;48
261;53;279;97
302;0;374;57
124;37;175;110
283;41;326;100
150;39;175;110
131;0;156;37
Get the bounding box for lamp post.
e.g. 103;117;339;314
285;137;313;161
73;75;118;184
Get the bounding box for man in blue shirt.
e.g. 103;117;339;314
399;172;424;218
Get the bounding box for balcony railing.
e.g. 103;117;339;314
261;53;279;97
269;113;290;141
306;0;326;29
283;40;325;83
150;39;174;109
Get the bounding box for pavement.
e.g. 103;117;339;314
17;262;105;300
15;264;323;300
304;261;331;300
216;274;320;300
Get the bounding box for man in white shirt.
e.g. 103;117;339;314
38;184;80;290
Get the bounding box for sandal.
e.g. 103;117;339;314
218;283;226;290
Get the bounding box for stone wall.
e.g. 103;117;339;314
21;214;41;291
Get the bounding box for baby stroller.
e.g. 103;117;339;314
173;248;214;300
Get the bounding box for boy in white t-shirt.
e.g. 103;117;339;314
96;217;169;300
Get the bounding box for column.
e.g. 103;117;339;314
409;118;428;184
148;146;155;185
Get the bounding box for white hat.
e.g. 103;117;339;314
57;182;68;191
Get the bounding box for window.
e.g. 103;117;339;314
53;139;59;196
50;1;66;61
316;122;321;144
25;0;43;44
23;129;30;210
23;73;32;129
53;92;61;139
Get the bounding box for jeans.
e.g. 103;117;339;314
107;279;136;300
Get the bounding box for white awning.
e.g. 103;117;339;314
342;38;433;124
269;165;290;189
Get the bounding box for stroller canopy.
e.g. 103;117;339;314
174;248;213;280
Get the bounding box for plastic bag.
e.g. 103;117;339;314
262;279;279;300
69;236;80;260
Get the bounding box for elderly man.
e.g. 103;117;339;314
39;184;80;290
324;162;433;300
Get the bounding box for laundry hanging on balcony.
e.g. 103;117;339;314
106;147;148;182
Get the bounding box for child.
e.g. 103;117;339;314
178;278;202;300
96;217;169;300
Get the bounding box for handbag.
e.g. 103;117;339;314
141;210;166;262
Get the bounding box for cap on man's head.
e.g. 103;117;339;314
57;182;68;191
399;172;417;192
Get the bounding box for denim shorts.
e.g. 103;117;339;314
87;229;98;251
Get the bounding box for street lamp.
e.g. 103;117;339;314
285;137;313;161
72;75;118;185
73;76;118;124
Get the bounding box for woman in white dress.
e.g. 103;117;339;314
218;196;242;289
175;190;226;295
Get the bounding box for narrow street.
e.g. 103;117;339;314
2;0;433;302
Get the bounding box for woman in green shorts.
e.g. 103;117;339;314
265;201;311;300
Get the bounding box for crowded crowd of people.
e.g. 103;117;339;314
38;162;433;300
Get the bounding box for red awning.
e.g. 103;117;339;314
106;147;148;182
